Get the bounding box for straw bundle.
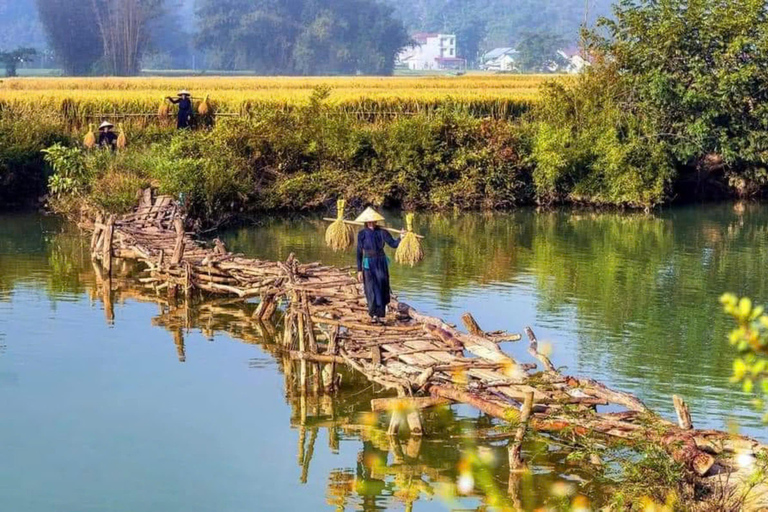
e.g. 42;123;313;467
325;199;355;251
198;94;211;115
158;97;170;117
83;124;96;148
117;124;127;149
395;213;424;266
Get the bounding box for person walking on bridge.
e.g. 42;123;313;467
166;90;193;129
355;208;404;324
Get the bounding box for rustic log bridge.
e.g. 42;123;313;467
81;190;768;505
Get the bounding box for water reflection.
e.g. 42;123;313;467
1;205;767;510
218;204;768;436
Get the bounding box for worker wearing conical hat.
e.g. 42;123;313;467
97;121;117;150
165;89;193;129
356;207;404;324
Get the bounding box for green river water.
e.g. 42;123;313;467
0;204;766;511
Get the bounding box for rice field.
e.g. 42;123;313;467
0;75;553;122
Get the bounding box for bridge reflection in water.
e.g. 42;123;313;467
83;261;598;511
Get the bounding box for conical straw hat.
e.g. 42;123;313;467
99;121;114;130
178;90;191;96
355;207;385;223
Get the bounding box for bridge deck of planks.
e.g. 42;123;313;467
84;190;768;508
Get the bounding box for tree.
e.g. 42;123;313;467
196;0;408;75
0;47;37;77
515;32;566;72
35;0;102;75
588;0;768;194
90;0;163;75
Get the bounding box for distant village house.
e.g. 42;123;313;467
480;45;588;74
397;33;465;71
480;47;519;72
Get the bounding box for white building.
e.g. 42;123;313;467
557;48;589;74
397;33;464;70
481;47;519;72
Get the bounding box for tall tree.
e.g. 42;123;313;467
35;0;102;75
196;0;408;75
90;0;163;75
0;48;37;76
515;32;566;72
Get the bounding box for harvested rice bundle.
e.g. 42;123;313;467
325;199;355;251
395;213;424;266
83;124;96;148
198;94;211;115
158;97;170;117
116;123;127;149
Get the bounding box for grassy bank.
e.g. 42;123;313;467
3;71;766;217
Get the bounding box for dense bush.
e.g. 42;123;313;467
530;0;768;206
37;111;532;218
0;115;71;208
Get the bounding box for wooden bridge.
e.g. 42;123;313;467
84;190;768;509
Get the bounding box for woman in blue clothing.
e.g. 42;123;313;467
166;90;193;129
355;207;403;324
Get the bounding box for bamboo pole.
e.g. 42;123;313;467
322;218;424;239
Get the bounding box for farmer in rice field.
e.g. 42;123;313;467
166;89;193;129
355;208;404;324
97;121;117;150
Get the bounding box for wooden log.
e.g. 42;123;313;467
90;214;103;252
396;302;518;365
509;391;534;471
462;312;484;336
525;327;556;373
662;433;716;476
371;396;451;412
406;409;423;436
430;384;511;420
327;325;340;392
170;218;185;265
102;216;115;275
673;395;693;430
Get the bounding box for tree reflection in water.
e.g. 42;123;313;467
4;204;768;508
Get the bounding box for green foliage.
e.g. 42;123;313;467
43;143;88;196
195;0;409;75
720;294;768;422
608;445;686;509
582;0;768;198
42;110;530;217
35;0;102;75
515;33;567;72
0;47;36;77
531;77;674;207
0;116;71;209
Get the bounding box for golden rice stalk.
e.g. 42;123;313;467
116;123;127;149
325;199;355;251
158;97;170;117
198;94;211;115
83;124;96;148
395;213;424;267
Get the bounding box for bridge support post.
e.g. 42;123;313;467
508;391;534;471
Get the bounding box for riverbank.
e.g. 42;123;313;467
3;75;768;219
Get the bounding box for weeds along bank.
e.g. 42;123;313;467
38;111;532;219
4;65;768;216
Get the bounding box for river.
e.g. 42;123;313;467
0;204;765;511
